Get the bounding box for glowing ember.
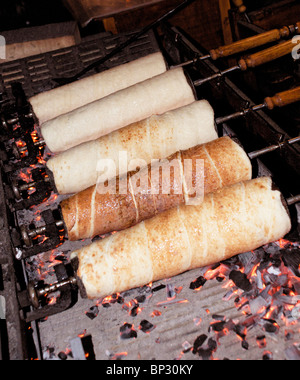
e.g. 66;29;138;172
120;323;137;340
18;168;33;183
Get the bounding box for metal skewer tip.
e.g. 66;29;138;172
193;65;240;87
286;195;300;206
248;136;300;160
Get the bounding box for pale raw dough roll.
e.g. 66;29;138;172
61;136;252;241
72;177;291;299
29;52;167;124
41;67;195;153
47;100;217;194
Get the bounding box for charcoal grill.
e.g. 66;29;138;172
0;24;299;360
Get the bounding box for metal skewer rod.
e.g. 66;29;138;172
17;138;46;153
172;21;300;68
216;86;300;125
28;277;77;308
193;38;299;87
248;136;300;160
12;175;51;200
286;195;300;206
20;220;64;247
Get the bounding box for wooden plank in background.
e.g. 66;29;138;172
63;0;224;51
63;0;166;27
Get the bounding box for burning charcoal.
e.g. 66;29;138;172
167;284;175;299
192;334;207;354
189;275;207;290
182;341;193;353
139;284;153;295
212;314;225;321
285;330;295;341
130;304;141;317
249;296;268;315
274;291;300;306
255;269;264;290
262;351;273;360
229;270;252;292
58;351;68;360
273;273;288;288
256;335;267;349
291;278;300;294
102;293;123;307
152;284;166;293
139;320;155;333
207;337;217;352
259;284;272;303
233;324;247;341
135;294;146;304
210;320;226;332
102;302;111;308
197;348;213;360
258;252;272;270
194;338;217;360
53;255;68;263
239;249;264;276
263;243;280;255
120;323;137;340
282;248;300;277
151;309;162;317
107;351;128;360
223;289;236;301
262;319;279;334
85;305;99;320
285;308;298;324
291;305;300;320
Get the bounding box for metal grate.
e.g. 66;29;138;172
0;30;161;101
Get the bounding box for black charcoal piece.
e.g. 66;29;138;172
152;284;166;293
85;305;99;320
210;321;226;332
130;304;140;317
229;270;252;292
241;340;249;350
262;351;273;360
263;319;279;334
192;334;207;353
139;320;155;333
120;323;137;339
58;351;68;360
189;276;207;290
135;294;146;303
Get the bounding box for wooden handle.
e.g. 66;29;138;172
232;0;246;13
238;39;295;70
264;87;300;110
210;27;291;60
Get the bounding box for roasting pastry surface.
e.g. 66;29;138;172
71;177;291;299
41;67;195;153
47;100;217;194
61;136;252;240
29;52;167;124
